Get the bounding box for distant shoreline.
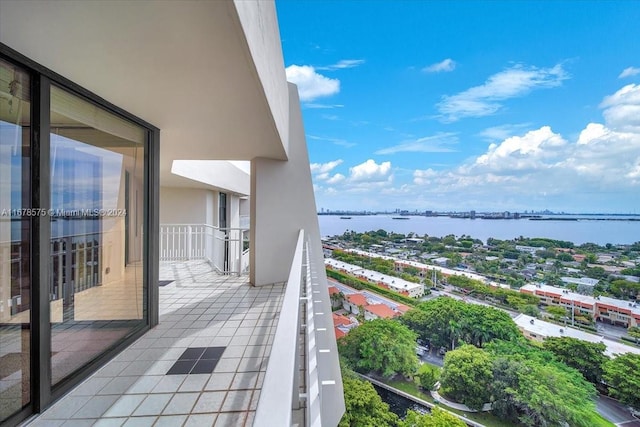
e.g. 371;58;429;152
318;213;640;222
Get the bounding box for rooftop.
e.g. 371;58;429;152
514;314;640;357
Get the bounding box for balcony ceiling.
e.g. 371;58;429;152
0;0;290;186
170;160;250;196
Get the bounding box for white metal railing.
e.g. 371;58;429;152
255;229;343;427
255;229;305;427
159;224;249;275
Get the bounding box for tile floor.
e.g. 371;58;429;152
24;260;285;427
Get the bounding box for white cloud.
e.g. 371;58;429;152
307;135;356;148
599;84;640;132
437;63;569;122
349;159;392;182
473;126;567;172
322;114;339;121
317;59;365;71
409;122;640;203
285;65;340;101
477;123;531;141
327;173;346;184
423;58;456;73
303;103;344;109
619;67;640;78
314;84;640;212
413;168;438;185
375;132;458;155
577;123;609;145
310;159;343;174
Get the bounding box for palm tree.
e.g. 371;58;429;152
448;319;461;350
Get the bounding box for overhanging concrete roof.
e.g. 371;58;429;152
0;0;290;185
170;160;250;196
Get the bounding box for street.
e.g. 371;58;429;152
597;396;640;427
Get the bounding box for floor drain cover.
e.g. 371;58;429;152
167;347;226;375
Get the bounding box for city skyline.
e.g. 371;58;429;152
277;1;640;213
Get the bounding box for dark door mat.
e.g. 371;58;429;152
167;346;226;375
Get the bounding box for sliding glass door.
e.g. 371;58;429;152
0;50;158;426
0;57;31;424
49;85;147;385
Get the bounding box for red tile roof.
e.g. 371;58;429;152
346;293;368;307
328;286;340;296
395;304;410;314
332;313;352;327
365;304;397;319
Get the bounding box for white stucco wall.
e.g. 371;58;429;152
159;187;213;225
250;83;345;424
250;83;322;286
233;0;289;157
228;195;241;229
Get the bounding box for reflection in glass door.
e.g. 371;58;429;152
49;85;146;385
0;58;31;424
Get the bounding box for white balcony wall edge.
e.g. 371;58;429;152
250;83;344;424
254;229;305;427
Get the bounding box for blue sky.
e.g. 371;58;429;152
276;1;640;214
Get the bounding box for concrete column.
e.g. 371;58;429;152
250;82;323;286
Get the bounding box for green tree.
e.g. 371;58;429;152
546;305;567;320
543;337;608;384
609;280;640;299
338;318;419;378
400;297;520;351
486;340;599;427
439;345;493;410
339;373;400;427
604;353;640;410
514;358;598;426
489;357;525;422
415;364;440;390
557;252;574;262
628;326;640;344
446;253;463;267
401;408;466;427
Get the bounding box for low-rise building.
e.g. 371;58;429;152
561;277;599;287
513;314;640;357
343;293;368;314
325;258;424;297
433;257;450;266
332;313;359;339
520;283;640;328
515;245;545;254
364;303;400;320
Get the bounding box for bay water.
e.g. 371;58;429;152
318;215;640;245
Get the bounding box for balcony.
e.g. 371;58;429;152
160;224;250;276
23;230;342;427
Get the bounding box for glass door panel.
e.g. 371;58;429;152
0;58;31;423
49;85;146;385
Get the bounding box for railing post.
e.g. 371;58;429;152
237;229;242;276
186;225;192;260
